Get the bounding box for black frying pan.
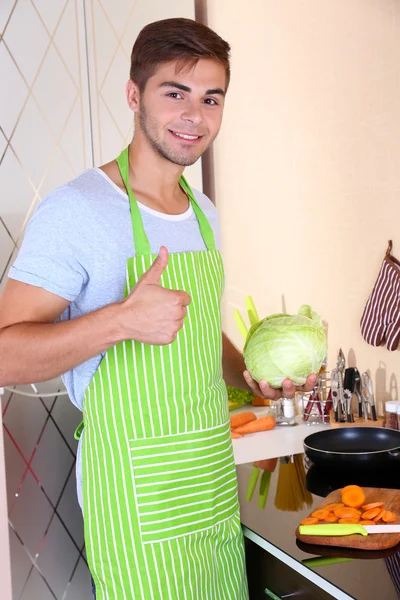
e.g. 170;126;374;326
304;427;400;470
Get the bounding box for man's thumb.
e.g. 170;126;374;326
141;246;169;284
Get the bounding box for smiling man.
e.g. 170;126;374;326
0;18;315;599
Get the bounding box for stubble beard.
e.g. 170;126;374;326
138;107;203;167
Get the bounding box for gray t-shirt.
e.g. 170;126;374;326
9;168;221;509
9;167;221;410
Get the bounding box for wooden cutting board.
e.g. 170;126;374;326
296;487;400;550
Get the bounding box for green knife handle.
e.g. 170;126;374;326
299;524;367;537
246;467;260;502
258;470;271;509
302;557;354;567
264;588;281;600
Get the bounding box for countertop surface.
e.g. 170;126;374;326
232;410;328;465
237;455;400;600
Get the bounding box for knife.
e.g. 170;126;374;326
361;372;377;421
330;369;340;422
343;368;356;422
299;524;400;537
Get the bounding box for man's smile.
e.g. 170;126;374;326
168;130;204;144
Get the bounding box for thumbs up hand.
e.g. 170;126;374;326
119;247;191;345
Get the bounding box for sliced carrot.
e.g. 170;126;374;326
338;518;360;524
311;509;331;520
233;416;276;435
342;485;360;494
341;485;366;509
361;507;382;520
334;507;361;519
321;513;338;523
231;431;243;438
361;502;384;512
230;412;256;429
300;517;319;526
382;511;397;523
323;503;344;512
360;520;377;525
373;509;385;522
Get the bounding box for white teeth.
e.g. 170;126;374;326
173;132;199;140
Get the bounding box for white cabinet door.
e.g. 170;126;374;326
84;0;203;191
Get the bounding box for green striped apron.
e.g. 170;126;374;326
80;146;248;599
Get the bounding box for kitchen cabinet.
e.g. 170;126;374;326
244;529;352;600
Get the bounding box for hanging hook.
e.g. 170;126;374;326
386;240;393;258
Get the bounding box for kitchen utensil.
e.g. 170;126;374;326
246;466;260;502
302;389;323;423
301;556;354;567
246;458;277;508
353;368;363;418
304;426;400;469
300;524;400;536
343;367;356;422
324;389;333;417
330;369;340;422
343;389;354;423
296;487;400;550
361;372;378;421
337;349;346;420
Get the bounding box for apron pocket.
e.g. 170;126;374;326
129;422;239;545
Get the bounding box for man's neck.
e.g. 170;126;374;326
99;134;190;215
128;134;184;202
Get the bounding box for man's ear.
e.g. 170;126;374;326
126;79;140;112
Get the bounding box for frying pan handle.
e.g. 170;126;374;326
388;448;400;460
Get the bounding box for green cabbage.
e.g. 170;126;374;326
243;304;327;388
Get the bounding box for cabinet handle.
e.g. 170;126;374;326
265;588;281;600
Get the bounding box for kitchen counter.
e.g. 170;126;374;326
232;415;328;465
237;454;400;599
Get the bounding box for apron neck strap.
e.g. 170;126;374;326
116;147;216;256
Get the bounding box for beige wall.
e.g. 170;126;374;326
208;0;400;415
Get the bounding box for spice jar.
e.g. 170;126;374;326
276;398;296;426
385;401;399;429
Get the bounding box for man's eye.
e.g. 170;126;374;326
167;92;183;99
204;98;218;106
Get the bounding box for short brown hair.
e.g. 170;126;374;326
130;18;231;91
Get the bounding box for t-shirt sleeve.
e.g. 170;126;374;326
8;186;93;302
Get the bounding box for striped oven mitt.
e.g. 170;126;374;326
361;241;400;351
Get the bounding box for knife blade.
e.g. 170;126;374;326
299;524;400;537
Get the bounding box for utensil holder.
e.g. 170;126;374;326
298;372;332;425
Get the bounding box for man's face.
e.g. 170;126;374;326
136;59;227;167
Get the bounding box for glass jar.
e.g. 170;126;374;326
385;401;399;429
276;397;296;426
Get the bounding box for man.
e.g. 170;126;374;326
0;18;315;599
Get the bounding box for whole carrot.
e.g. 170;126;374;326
230;412;256;429
233;416;276;435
